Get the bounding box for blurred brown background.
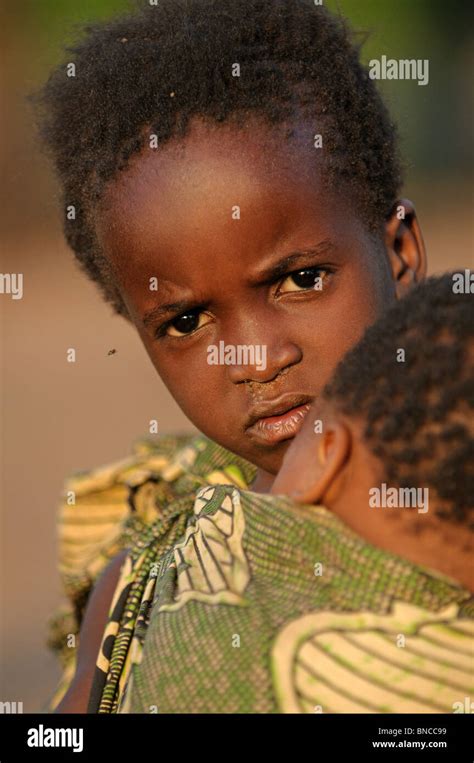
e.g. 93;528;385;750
1;0;473;711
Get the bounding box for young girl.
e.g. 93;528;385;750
37;0;426;711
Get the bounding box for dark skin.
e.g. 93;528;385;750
56;115;427;711
55;549;129;713
96;116;426;490
271;398;474;592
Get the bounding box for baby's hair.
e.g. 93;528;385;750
323;274;474;529
35;0;402;319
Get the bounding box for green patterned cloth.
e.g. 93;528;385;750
47;433;256;710
90;484;474;714
48;432;473;714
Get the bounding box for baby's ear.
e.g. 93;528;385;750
270;417;351;505
384;198;427;298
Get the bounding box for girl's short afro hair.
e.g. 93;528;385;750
36;0;402;319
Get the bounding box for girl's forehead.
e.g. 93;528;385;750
98;115;320;217
95;116;369;288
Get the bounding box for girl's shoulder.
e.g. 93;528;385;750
55;431;255;602
47;431;256;700
55;432;202;603
61;430;255;503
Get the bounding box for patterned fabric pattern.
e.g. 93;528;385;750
92;485;473;714
48;434;473;713
272;604;474;713
47;434;256;710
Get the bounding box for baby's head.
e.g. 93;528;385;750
272;274;474;588
37;0;426;475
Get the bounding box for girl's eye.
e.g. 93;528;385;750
165;309;212;337
278;267;329;293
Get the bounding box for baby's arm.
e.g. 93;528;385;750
54;549;129;713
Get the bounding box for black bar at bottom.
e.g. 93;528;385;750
0;712;472;760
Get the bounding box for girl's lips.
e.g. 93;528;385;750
247;403;311;445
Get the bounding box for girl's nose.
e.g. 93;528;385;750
226;340;302;384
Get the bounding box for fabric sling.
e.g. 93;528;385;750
47;434;474;714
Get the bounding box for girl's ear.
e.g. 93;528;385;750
385;198;427;298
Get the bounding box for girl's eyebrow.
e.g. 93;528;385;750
249;239;336;285
143;299;197;327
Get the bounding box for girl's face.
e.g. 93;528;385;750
96;117;398;476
